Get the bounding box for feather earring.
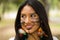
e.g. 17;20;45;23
37;27;48;38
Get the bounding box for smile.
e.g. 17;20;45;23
26;25;33;30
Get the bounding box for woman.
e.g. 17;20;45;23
15;0;53;40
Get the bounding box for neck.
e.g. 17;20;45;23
27;31;40;40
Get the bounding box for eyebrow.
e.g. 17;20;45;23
31;13;36;14
21;14;26;15
21;12;36;14
21;11;37;15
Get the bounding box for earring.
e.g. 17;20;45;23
37;27;48;37
19;28;26;37
37;27;43;36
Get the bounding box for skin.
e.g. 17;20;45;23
21;4;40;34
20;4;40;40
19;4;48;40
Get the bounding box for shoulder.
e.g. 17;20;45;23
9;37;15;40
53;36;59;40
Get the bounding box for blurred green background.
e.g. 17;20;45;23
0;0;60;40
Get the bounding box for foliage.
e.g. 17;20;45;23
50;0;60;9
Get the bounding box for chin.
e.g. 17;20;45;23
29;29;35;33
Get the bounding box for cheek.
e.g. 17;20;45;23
30;18;40;29
31;17;40;24
21;18;25;26
34;23;40;29
32;20;40;26
31;22;40;31
21;25;27;31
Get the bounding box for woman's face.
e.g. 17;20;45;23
20;5;40;34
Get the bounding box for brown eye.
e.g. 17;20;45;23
21;15;26;18
31;14;37;18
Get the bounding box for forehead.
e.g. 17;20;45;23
21;5;35;14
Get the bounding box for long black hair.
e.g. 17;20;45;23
15;0;53;40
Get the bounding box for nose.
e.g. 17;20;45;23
25;17;31;23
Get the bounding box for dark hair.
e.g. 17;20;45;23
15;0;53;40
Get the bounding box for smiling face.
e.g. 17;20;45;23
20;5;40;34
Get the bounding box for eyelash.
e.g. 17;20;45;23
21;15;26;18
31;14;36;18
21;14;37;18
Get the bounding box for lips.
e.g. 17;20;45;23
26;25;33;30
